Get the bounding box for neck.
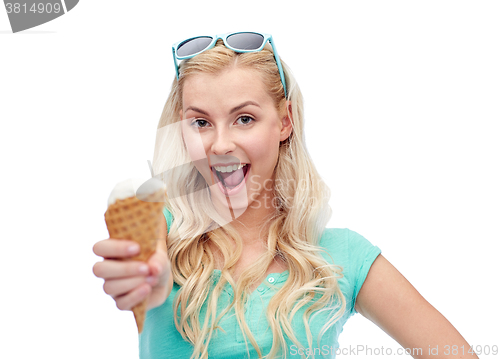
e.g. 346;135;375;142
208;188;287;275
230;187;278;245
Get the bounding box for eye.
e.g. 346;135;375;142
192;119;210;128
235;116;255;125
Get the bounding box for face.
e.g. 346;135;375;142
180;67;292;221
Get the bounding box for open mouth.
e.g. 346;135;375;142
211;163;250;190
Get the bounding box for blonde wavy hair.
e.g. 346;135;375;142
152;40;346;358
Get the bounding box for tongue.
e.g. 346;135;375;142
220;168;244;187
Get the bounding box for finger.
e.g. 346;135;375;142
93;239;140;259
103;276;149;297
148;253;163;277
93;260;150;279
148;254;171;290
148;247;170;276
148;238;169;275
115;283;152;311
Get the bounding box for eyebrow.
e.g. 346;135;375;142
185;101;261;116
229;101;261;114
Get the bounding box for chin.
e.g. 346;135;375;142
208;183;250;221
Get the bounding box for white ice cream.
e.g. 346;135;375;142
107;177;165;206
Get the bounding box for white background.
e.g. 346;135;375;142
1;1;498;358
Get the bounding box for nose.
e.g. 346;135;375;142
211;128;236;155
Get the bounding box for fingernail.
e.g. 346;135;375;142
155;264;162;275
128;244;140;254
146;276;156;284
138;264;149;274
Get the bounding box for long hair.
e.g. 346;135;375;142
152;40;346;359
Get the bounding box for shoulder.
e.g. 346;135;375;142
318;228;382;315
318;228;381;264
163;206;173;232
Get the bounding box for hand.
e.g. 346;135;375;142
92;220;173;311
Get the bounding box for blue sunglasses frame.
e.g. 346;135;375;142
172;32;287;98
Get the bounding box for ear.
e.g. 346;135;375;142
280;100;293;142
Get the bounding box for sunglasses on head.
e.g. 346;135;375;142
172;32;287;98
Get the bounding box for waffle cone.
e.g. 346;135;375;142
104;189;165;333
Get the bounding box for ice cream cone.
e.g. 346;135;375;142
104;178;165;333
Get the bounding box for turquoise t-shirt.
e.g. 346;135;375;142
139;209;381;358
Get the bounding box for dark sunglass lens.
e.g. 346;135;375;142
226;33;264;51
177;36;213;57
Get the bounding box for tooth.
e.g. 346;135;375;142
214;164;247;173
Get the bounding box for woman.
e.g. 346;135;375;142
93;32;478;358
